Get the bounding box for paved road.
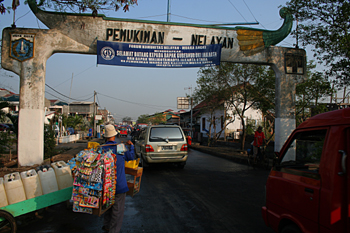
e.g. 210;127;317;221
16;137;274;233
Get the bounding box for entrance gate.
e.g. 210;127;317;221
1;0;306;166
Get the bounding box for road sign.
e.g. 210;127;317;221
177;97;189;109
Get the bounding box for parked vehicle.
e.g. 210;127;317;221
136;123;148;130
134;125;188;168
262;108;350;233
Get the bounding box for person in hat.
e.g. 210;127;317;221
101;124;135;233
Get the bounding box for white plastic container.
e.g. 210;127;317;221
0;178;8;207
38;168;59;194
4;172;26;204
51;161;73;190
20;169;43;199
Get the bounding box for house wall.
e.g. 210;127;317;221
200;109;225;138
70;104;94;115
44;113;55;124
2;102;19;113
225;105;263;132
199;103;263;139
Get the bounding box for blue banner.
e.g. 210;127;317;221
97;41;221;68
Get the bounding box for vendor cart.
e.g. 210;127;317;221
0;167;142;232
0;186;73;233
0;143;143;232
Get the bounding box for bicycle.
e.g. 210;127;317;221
247;146;270;170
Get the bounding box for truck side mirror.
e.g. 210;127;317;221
274;152;280;170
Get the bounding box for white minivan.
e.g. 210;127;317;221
135;125;188;168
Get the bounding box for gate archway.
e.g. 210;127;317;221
1;0;306;166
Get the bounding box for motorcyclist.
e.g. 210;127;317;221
130;128;139;144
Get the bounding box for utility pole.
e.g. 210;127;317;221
167;0;171;22
185;86;193;137
68;73;73;116
93;91;96;138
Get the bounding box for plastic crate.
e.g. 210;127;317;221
125;158;140;169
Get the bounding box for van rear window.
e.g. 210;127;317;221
149;127;184;142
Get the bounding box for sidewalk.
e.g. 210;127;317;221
189;142;249;165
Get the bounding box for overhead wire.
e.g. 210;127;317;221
45;83;94;101
15;10;31;22
134;14;168;19
226;0;248;22
241;0;262;27
45;91;69;102
97;92;176;110
171;14;235;24
54;65;95;88
74;93;95;100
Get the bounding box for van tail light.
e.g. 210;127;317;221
145;145;154;152
181;144;188;151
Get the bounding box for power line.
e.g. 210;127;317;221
54;65;95;88
226;0;248;22
171;14;234;24
97;92;176;110
134;14;168;19
45;91;68;102
241;0;262;27
15;10;31;22
45;83;93;101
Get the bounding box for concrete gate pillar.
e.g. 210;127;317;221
18;59;46;166
268;48;305;152
1;28;91;166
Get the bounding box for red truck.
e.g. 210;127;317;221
262;108;350;233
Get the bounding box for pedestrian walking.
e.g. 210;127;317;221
253;126;266;163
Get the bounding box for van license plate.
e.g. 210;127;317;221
162;146;173;150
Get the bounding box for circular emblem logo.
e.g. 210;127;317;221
101;47;115;60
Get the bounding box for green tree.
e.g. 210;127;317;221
66;115;84;130
217;63;274;150
296;61;334;124
0;0;6;14
43;124;56;159
0;102;18;156
194;63;275;148
285;0;350;87
149;112;166;125
1;0;138;15
122;116;132;122
137;114;150;124
194;64;235;146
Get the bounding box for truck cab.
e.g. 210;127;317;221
262;108;350;233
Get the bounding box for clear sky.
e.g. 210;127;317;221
1;0;297;122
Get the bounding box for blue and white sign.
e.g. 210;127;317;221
10;33;35;62
97;41;221;68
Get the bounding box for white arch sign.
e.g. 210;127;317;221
1;0;306;166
